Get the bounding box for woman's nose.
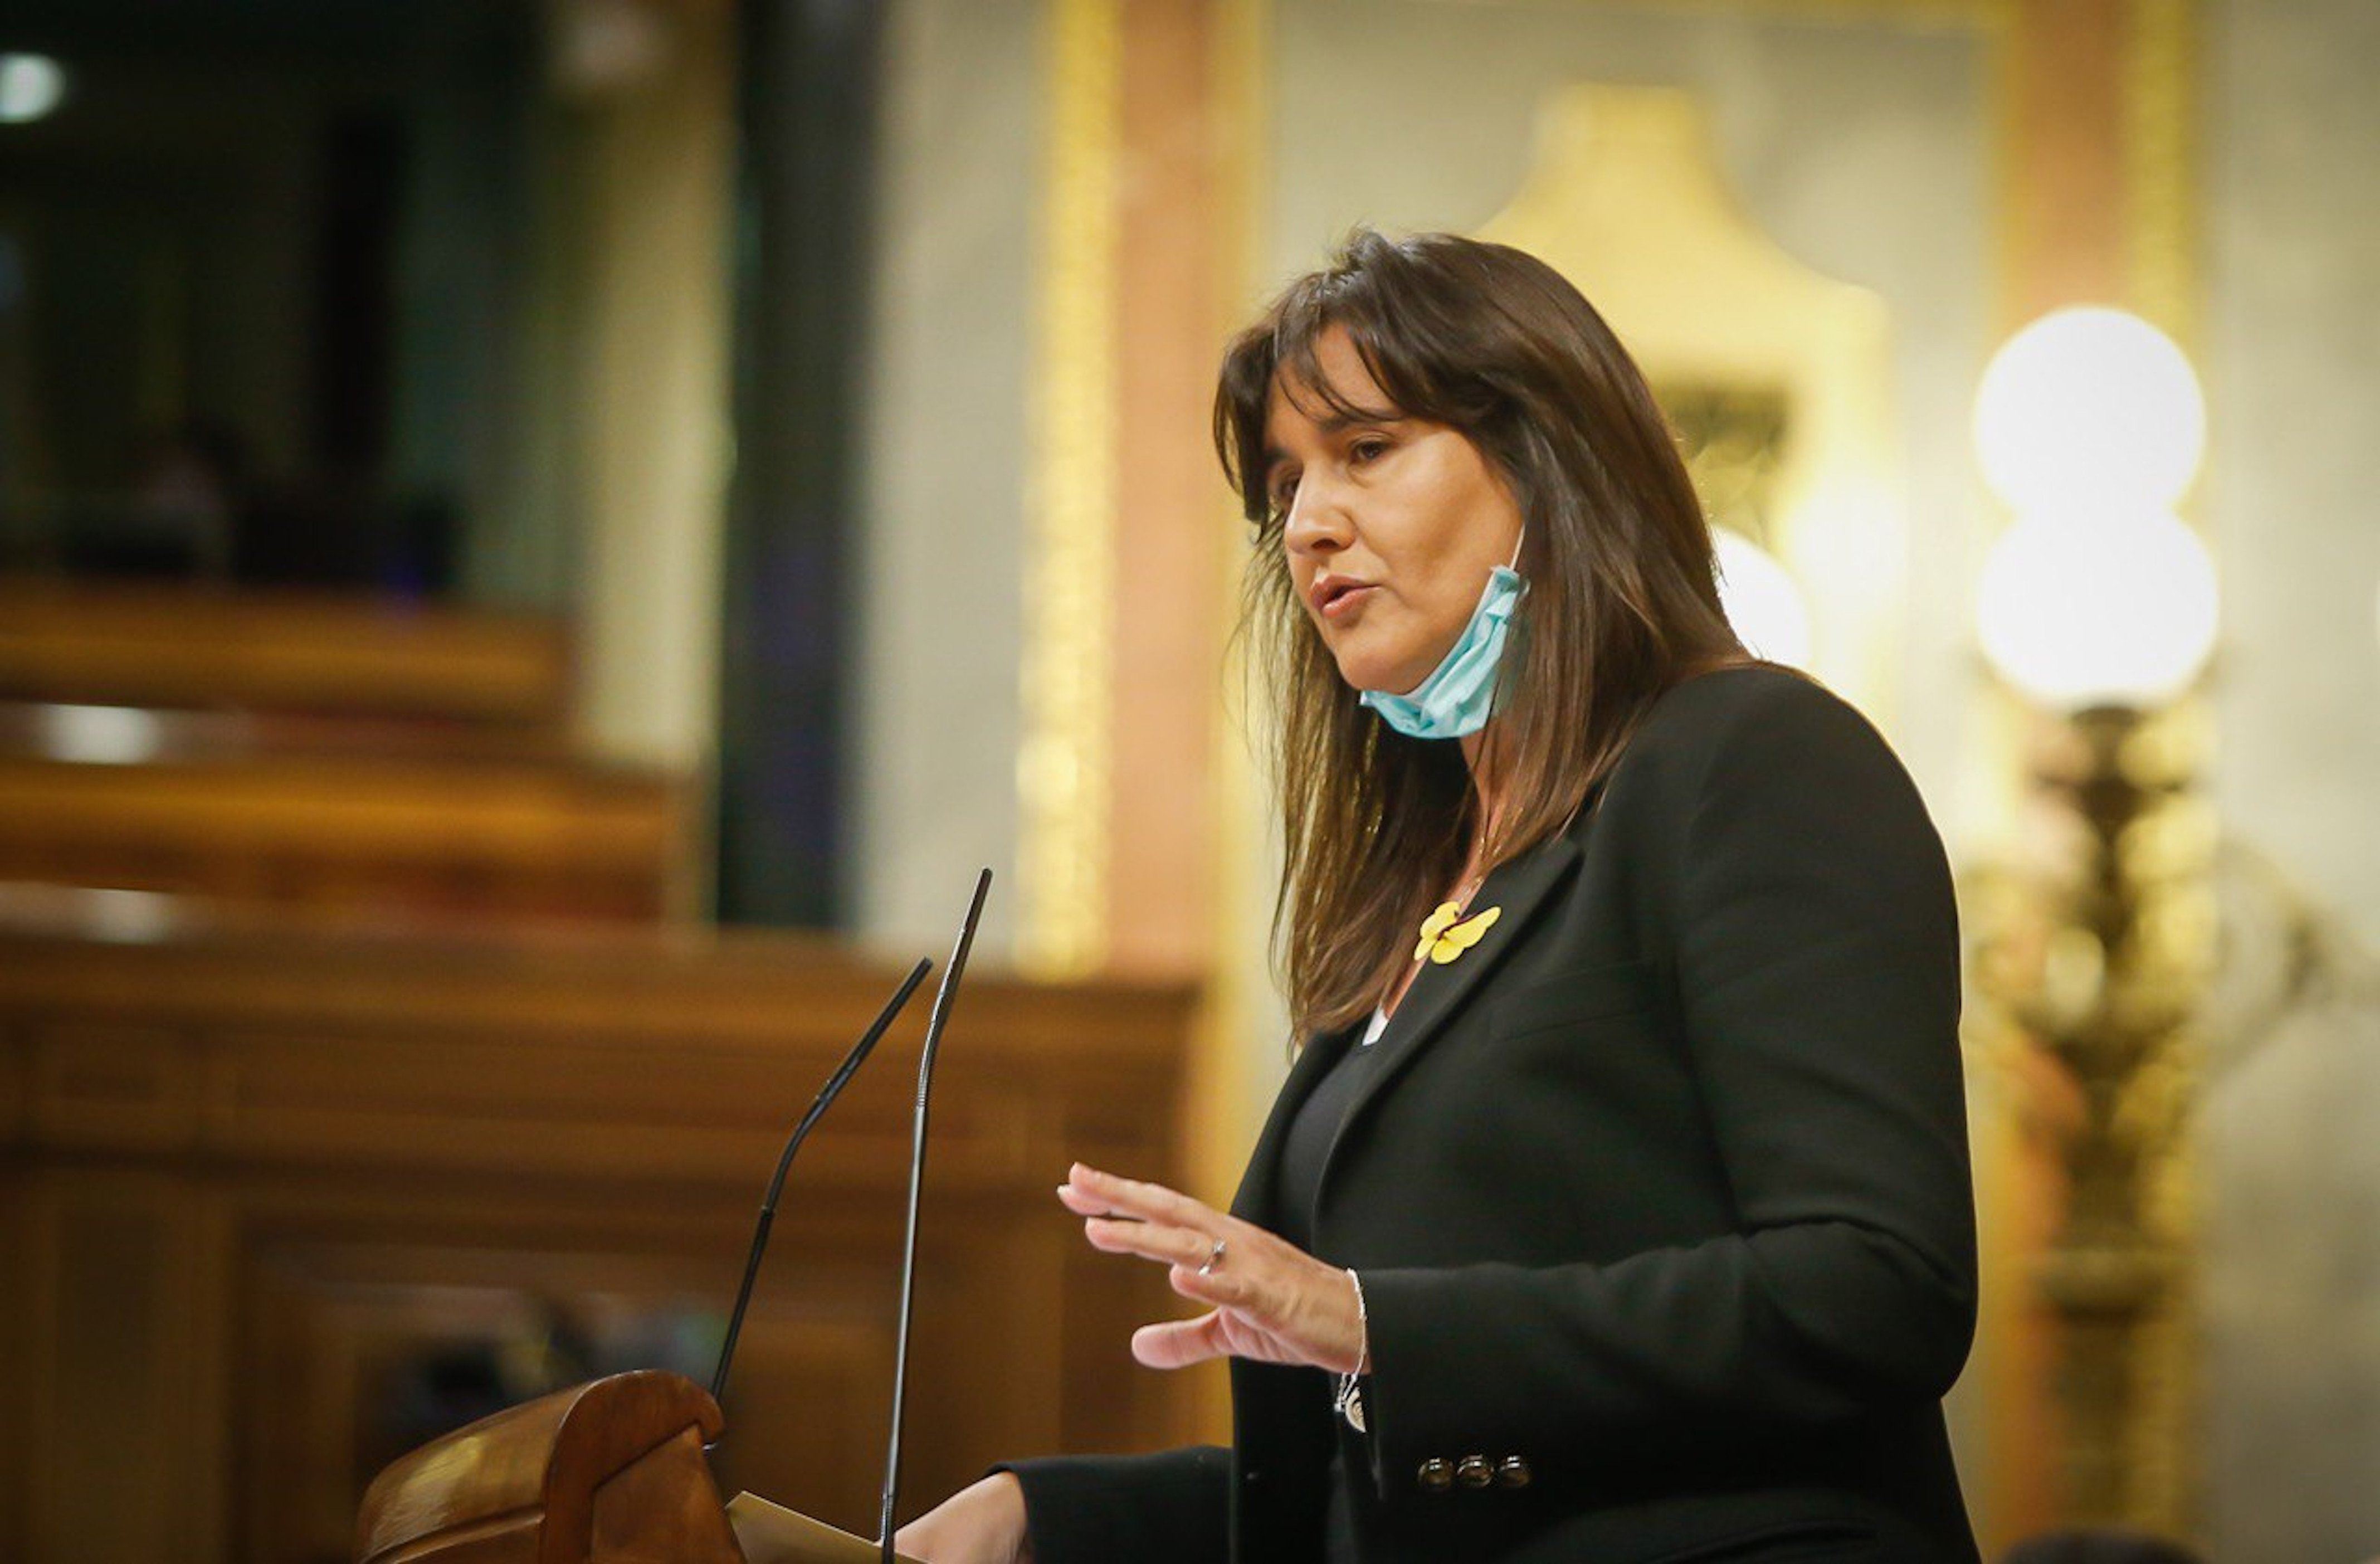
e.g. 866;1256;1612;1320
1283;483;1353;557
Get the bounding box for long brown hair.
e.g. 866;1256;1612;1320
1215;229;1754;1037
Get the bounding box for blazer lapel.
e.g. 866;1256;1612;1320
1314;832;1583;1206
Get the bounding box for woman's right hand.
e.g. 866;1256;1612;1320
892;1472;1033;1564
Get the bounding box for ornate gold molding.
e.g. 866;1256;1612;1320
1019;0;1124;978
2125;0;2197;342
1501;0;2012;24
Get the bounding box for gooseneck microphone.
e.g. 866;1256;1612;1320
709;955;936;1408
877;868;992;1562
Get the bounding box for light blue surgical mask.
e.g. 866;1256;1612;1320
1359;535;1528;740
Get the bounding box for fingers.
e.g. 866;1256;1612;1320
1057;1161;1360;1377
1167;1250;1256;1309
1081;1214;1230;1275
1052;1178;1113;1217
1062;1163;1231;1275
1062;1162;1215;1229
1131;1310;1230;1370
1058;1161;1276;1308
1078;1211;1261;1311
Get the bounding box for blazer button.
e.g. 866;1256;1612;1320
1496;1456;1533;1490
1416;1458;1454;1494
1455;1455;1494;1490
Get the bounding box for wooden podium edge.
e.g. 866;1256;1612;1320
354;1370;733;1564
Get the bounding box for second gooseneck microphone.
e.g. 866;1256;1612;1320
877;868;992;1562
709;955;935;1407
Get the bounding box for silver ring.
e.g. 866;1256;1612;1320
1197;1237;1227;1276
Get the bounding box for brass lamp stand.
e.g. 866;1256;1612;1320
1966;304;2219;1536
1983;702;2207;1530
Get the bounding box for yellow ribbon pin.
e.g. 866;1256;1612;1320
1414;901;1501;965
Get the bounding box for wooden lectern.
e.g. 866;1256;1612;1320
355;1370;746;1564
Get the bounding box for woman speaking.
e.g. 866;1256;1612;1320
900;230;1980;1563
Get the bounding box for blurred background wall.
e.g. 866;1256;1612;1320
2198;3;2380;1561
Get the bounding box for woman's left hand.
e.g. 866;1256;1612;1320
1058;1162;1365;1375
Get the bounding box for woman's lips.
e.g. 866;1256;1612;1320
1315;581;1376;622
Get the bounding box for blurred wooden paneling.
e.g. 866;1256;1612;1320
0;903;1201;1564
0;583;676;922
0;749;690;921
0;579;573;728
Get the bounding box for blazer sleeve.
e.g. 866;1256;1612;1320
994;1445;1230;1564
1353;674;1978;1479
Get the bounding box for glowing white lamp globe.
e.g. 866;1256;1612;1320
0;55;67;124
1974;308;2206;517
1976;507;2218;709
1712;527;1812;667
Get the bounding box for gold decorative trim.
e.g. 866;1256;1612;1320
1019;0;1124;978
2125;0;2197;343
1479;0;2012;25
1203;0;1277;1133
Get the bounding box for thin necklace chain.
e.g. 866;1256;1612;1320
1450;835;1494;908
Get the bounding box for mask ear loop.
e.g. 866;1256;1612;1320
1472;523;1528;862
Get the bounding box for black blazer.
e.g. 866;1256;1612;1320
1010;666;1981;1563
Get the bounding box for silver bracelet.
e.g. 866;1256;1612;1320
1333;1268;1371;1433
1347;1267;1371;1373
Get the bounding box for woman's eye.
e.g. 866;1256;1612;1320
1349;437;1389;465
1267;474;1299;510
